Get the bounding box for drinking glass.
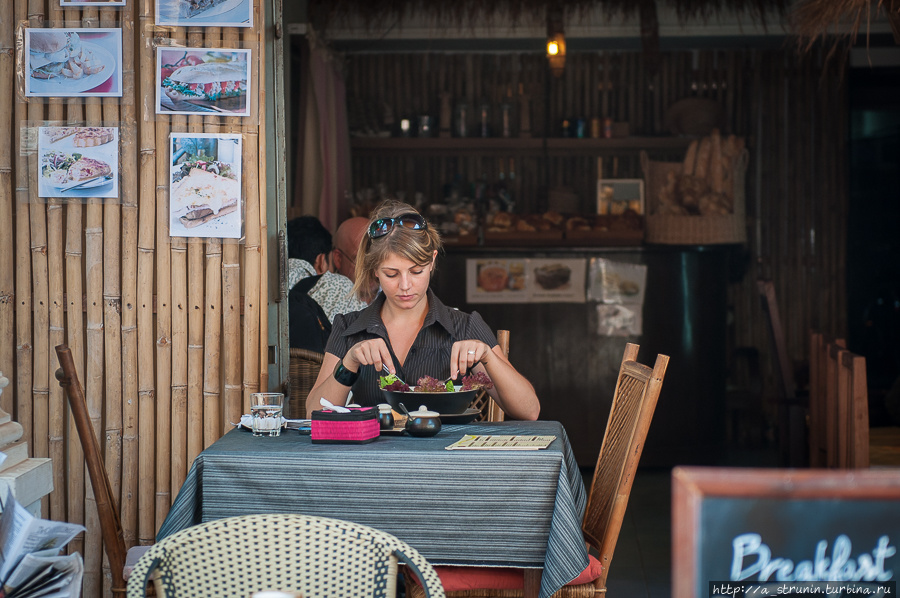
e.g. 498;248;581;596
250;393;284;437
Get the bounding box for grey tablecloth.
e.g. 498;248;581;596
157;421;588;598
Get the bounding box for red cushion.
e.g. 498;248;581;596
418;556;603;592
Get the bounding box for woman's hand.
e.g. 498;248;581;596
344;337;395;374
450;340;492;377
454;340;541;421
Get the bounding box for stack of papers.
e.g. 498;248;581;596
445;435;556;450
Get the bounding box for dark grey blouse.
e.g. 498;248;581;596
324;288;498;407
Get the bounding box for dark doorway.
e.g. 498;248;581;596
847;65;900;426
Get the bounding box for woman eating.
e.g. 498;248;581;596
306;200;540;420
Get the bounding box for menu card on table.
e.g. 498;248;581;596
445;435;556;450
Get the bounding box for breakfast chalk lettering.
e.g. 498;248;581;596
729;534;896;582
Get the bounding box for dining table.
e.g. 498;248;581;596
157;420;589;598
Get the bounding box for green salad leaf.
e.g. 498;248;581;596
379;374;399;389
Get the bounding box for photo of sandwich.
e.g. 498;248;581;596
156;48;251;117
156;0;252;27
25;28;123;97
169;133;243;239
37;126;119;200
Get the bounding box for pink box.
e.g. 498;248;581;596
311;407;379;444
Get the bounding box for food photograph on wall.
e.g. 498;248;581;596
156;0;253;28
466;259;529;304
24;28;123;98
60;0;126;6
466;258;586;303
156;47;251;117
529;258;586;303
38;126;119;200
169;133;243;239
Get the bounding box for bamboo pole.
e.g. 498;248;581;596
155;106;173;524
256;6;270;399
100;7;124;592
137;0;158;544
119;5;140;560
45;1;66;526
62;0;86;561
242;24;262;412
203;25;223;449
169;163;188;501
0;0;17;417
16;0;47;482
220;29;241;429
83;13;106;596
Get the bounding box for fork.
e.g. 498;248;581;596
382;363;408;386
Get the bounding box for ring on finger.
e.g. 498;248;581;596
467;350;476;355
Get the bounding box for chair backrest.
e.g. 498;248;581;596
838;349;869;469
469;330;509;423
126;514;446;598
808;332;846;467
758;280;796;400
824;341;847;468
55;344;128;594
288;347;324;419
582;342;669;588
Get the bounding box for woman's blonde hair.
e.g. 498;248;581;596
351;199;443;303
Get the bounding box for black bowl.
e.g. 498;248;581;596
381;387;478;415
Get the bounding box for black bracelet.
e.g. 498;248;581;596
333;360;359;386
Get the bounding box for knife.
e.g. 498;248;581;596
58;173;113;192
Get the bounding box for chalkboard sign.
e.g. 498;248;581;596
673;467;900;598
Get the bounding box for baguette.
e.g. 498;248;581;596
709;129;724;193
179;200;239;228
693;137;713;180
683;139;699;176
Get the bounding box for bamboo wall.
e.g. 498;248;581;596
1;1;269;596
345;48;848;390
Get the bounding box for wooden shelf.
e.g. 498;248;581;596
351;137;544;153
350;136;692;154
544;137;693;153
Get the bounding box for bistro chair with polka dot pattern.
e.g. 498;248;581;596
126;514;445;598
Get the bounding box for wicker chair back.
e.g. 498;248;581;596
126;514;445;598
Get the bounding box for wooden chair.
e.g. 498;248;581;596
287;347;324;419
824;342;847;468
127;514;446;598
838;349;869;469
469;330;509;423
55;344;150;596
808;332;846;467
407;342;669;598
758;280;806;466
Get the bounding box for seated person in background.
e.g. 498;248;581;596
332;216;369;284
307;199;540;420
287;216;367;323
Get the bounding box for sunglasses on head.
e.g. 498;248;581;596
368;213;428;239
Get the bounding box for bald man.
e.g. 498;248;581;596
332;216;368;283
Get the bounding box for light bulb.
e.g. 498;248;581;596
547;41;559;56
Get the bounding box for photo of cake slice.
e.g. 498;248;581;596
46;127;78;143
67;156;112;181
73;127;115;147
